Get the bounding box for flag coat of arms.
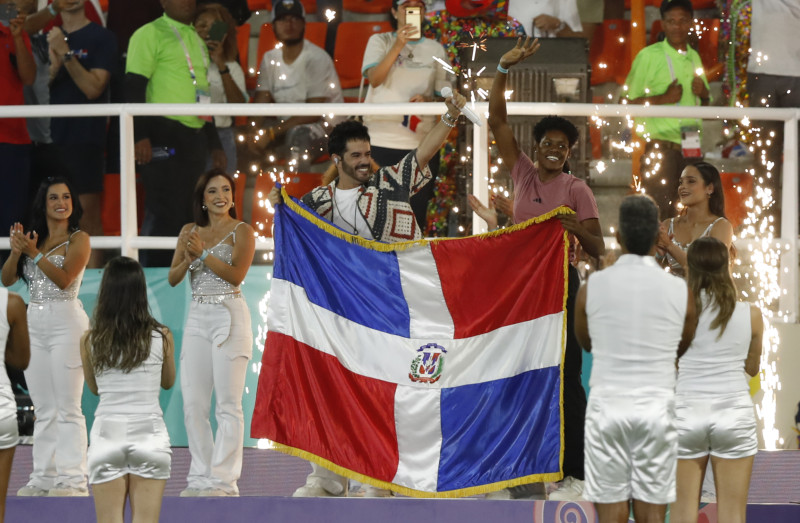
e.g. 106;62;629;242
252;192;570;497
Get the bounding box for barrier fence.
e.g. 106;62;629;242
1;101;798;320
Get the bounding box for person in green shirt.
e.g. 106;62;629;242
125;0;226;266
624;0;710;220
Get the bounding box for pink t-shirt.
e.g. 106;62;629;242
511;153;599;260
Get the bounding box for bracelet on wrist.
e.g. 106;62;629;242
497;64;509;74
32;253;44;265
443;112;457;123
440;114;456;128
47;3;57;16
199;249;209;261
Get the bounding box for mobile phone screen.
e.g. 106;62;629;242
208;19;228;42
405;6;422;40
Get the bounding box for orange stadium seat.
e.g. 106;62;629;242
232;172;246;217
590;19;631;86
251;172;324;236
343;0;392;14
102;174;145;236
300;0;317;14
247;0;271;11
333;21;392;89
721;172;753;229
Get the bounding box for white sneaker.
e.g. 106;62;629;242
547;477;585;501
292;484;341;497
17;484;48;497
180;487;204;497
47;485;89;497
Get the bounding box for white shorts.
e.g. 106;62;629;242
675;391;757;460
0;413;18;450
584;389;677;505
88;414;171;484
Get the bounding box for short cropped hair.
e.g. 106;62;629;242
618;195;660;255
660;0;693;18
533;116;580;147
328;120;371;158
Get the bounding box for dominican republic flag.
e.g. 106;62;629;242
251;192;570;498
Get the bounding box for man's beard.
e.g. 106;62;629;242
282;28;305;46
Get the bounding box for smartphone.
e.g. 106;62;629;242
404;6;422;40
208;19;228;43
0;3;18;27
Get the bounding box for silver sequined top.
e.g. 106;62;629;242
189;223;244;304
23;236;84;303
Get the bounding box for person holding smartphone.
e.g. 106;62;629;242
194;3;247;174
361;0;451;232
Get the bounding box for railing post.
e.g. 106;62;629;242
120;107;138;259
471;114;490;234
779;112;799;322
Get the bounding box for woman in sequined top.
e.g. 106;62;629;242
655;162;734;277
168;168;255;497
0;176;91;497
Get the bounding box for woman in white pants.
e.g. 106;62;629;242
1;176;91;497
81;256;175;523
168;168;255;497
671;237;764;523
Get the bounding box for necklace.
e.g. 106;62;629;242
332;187;359;235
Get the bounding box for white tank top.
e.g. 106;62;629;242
586;254;688;392
0;290;14;416
94;332;164;417
677;297;752;394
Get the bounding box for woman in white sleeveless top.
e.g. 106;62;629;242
0;288;30;522
1;176;91;497
656;162;734;277
671;237;764;523
81;256;175;523
168;169;255;497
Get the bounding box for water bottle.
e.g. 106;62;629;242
151;146;176;161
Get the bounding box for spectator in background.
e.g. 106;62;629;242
195;2;247;174
46;0;116;268
746;0;800;221
575;0;604;42
22;0;104;35
125;0;226;267
197;0;250;26
623;0;710;220
361;0;451;230
508;0;582;38
249;0;343;172
0;1;35;233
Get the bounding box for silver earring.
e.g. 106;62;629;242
202;204;208;211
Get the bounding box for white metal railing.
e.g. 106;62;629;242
1;102;797;318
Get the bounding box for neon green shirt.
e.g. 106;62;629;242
126;14;210;129
624;40;710;144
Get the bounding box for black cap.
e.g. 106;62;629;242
273;0;305;21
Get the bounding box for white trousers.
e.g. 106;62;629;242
180;300;252;493
25;301;89;490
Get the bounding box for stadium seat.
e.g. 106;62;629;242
251;172;324;236
590;19;631;86
101;174;145;236
343;0;392;14
247;0;270;11
232;171;246;217
300;0;317;14
721;172;753;229
333;21;392;89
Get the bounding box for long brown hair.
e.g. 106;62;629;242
687;236;737;336
88;257;167;373
195;2;239;62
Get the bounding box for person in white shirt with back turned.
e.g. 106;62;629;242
574;194;697;523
